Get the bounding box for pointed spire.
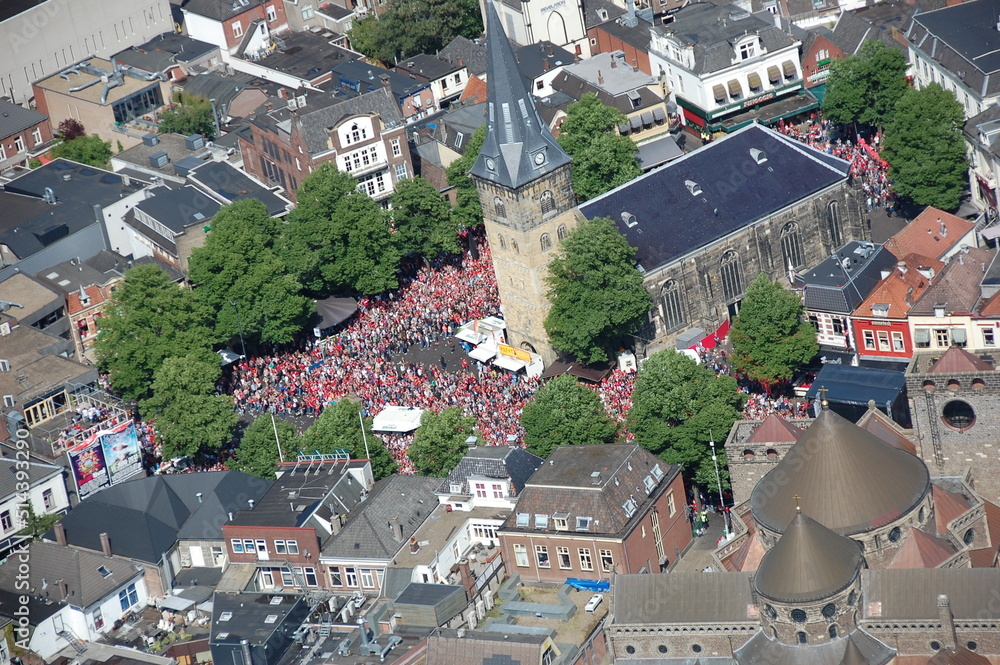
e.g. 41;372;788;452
78;284;89;304
469;0;572;190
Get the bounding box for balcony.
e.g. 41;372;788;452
346;156;388;178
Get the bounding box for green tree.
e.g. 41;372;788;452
521;374;617;459
57;118;85;140
881;84;968;211
158;94;217;139
188;199;313;346
822;40;908;128
557;93;641;201
95;264;214;399
628;350;743;487
390;177;461;259
544;217;651;364
52;134;113;168
19;504;61;541
300;400;398;479
408;407;475;477
346;16;389;64
233;415;298;479
140;351;237;460
349;0;482;64
282;165;400;296
730;274;818;386
445;125;487;228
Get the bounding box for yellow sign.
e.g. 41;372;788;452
498;344;532;362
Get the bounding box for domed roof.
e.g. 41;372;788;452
755;511;864;603
750;409;930;536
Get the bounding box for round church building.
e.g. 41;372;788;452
749;408;932;565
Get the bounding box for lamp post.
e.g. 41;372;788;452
229;299;246;358
208;98;221;139
709;433;731;537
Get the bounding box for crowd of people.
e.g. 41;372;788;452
740;391;810;421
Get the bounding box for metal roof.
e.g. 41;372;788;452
804;364;905;407
754;511;864;603
862;568;1000;619
613;572;756;624
749;409;930;536
734;629;895;665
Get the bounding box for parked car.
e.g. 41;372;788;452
585;593;603;612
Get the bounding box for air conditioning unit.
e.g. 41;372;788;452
287;97;299;110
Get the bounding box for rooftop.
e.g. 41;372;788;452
579;123;850;273
396;53;464;81
862;568;1000;619
0;457;62;500
0;313;96;406
438;36;489;77
513;41;575;83
911;0;1000;76
0;273;62;317
113;132;238;181
183;0;267;22
188;161;291;216
112;32;218;72
883;206;976;262
0;99;48;140
613;572;755;624
34;59;165;107
36;249;129;295
852;253;941;319
332;59;430;100
394;505;503;567
909;247;995;316
134;185;221;233
436;445;543;496
250;31;359;81
559;51;656;97
801;242;898;314
210;592;309;647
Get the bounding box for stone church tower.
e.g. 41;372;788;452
470;0;580;364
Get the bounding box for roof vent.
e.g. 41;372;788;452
685;180;702;196
597;7;609;20
621;211;638;228
591;471;602;485
750;148;767;164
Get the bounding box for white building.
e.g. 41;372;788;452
0;0;173;105
487;0;590;59
435;446;543;512
0;458;70;556
648;2;812;134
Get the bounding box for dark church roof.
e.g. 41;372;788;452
754;511;863;603
750;409;930;536
734;630;894;665
468;1;572;190
928;347;995;374
579;123;850;273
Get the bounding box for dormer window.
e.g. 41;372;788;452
623;499;637;518
516;512;530;527
872;304;890;318
738;41;756;60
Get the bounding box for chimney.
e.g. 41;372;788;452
458;558;476;599
897;261;907;274
457;57;464;67
55;522;67;546
598;69;604;85
547;44;554;57
543;59;550;72
379;74;391;89
391;516;404;541
196;492;203;503
58;579;68;600
241;639;253;665
610;57;617;69
409;537;419;554
938;594;957;649
99;532;111;557
939;219;947;237
248;499;255;510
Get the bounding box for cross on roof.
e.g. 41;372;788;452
793;494;802;512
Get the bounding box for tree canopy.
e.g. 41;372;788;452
628;350;744;487
232;415;298;480
57;118;85;141
52;134;113;168
557;93;641;201
282;165;400;296
390;177;461;259
730;274;818;386
188;199;313;347
881;83;968;211
347;0;482;64
95;264;214;399
408;407;475;477
544;217;651;364
158;94;217;139
140;351;237;460
822;40;908;128
300;400;398;480
521;374;617;459
445;125;486;229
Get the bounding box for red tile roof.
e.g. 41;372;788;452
978;289;1000;317
460;74;487;103
932;485;970;535
888;528;955;569
884;206;976;262
853;256;939;319
856;408;917;455
928;347;996;374
67;285;108;315
746;414;804;444
722;532;766;572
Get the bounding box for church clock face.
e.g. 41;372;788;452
533;153;545;165
486;158;496;171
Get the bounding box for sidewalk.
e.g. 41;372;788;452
671;514;728;573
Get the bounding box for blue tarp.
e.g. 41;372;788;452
566;579;610;592
805;364;905;407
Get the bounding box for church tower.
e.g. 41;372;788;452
470;0;579;363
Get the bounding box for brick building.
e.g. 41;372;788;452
182;0;289;59
0;99;53;170
497;444;691;583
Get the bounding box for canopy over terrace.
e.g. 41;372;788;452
372;405;426;432
314;296;359;329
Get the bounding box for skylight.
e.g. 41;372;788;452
264;615;278;624
219;612;233;622
97;566;111;578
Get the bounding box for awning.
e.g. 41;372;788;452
314;296;358;328
618;122;630;135
215;564;257;594
218;348;241;366
748;72;762;90
728;79;742;97
652;107;666;121
372;405;425;432
952;328;968;344
640;111;654;126
782;60;796;78
914;328;931;344
713;84;726;102
629;115;642;130
804;364;905;408
454;328;485;344
493;354;528;372
981;225;1000;240
160;595;195;612
767;65;781;83
469;343;497;362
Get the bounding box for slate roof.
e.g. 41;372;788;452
514;41;575;82
963;104;1000;160
135;186;221;233
188;161;290;217
436;446;543;496
251;31;358;81
503;445;680;536
579;123;850;274
438;36;488;77
183;0;267;22
734;630;895;665
801;242;897;314
0;458;62;500
48;471;270;564
0;98;47;140
112;33;217;73
755;511;864;603
831;10;874;55
883;207;976;262
862;568;1000;619
589;11;652;53
583;0;626;28
614;572;755;624
887;528;955;569
179;72;271;113
749;409;930;537
425;629;550;665
551;57;662;114
333;59;430;101
909;247;995;316
321;474;438;560
469;2;572;190
929;347;996;374
907;0;1000;102
649;3;797;76
0;541;142;609
396;53;463;81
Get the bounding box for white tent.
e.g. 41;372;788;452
372;405;425;433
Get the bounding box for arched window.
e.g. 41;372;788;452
780;222;803;270
540;233;552;252
827;201;842;247
498;234;506;251
797;632;808;644
829;625;838;639
494;197;507;219
720;251;744;302
557;224;569;241
541;190;556;215
660;280;686;332
512;239;519;254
